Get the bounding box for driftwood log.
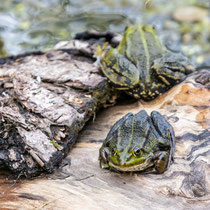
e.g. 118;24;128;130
0;38;118;176
0;67;209;209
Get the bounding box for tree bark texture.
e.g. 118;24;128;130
0;39;117;176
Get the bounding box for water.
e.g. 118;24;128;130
0;0;141;57
0;0;209;58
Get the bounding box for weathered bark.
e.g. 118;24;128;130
0;39;118;176
0;70;209;209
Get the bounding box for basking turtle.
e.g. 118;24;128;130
100;24;194;100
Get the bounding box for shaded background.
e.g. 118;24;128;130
0;0;209;69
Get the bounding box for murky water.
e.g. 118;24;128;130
0;0;209;65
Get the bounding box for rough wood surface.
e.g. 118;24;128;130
0;70;209;209
0;39;117;176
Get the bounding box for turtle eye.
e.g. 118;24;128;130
133;147;142;157
111;148;117;156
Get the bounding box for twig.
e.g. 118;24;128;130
74;174;94;181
